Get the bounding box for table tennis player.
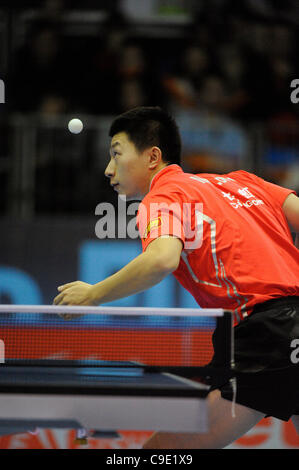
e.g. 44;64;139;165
54;106;299;449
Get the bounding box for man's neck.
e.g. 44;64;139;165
148;164;168;192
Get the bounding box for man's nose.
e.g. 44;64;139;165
104;159;115;178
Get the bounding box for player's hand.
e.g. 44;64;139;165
53;281;97;319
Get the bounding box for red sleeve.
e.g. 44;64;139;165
259;179;297;206
233;170;297;206
137;192;186;252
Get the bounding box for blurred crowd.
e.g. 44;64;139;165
2;0;299;215
8;5;299;122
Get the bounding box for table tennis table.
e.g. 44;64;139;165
0;305;234;440
0;359;210;438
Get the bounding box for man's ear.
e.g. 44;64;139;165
148;146;163;169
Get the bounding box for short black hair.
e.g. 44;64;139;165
109;106;181;165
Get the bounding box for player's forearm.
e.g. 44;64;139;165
90;251;172;304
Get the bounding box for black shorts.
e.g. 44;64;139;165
210;296;299;421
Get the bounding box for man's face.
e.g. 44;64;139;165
105;132;150;200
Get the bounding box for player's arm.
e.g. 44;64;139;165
282;193;299;248
54;236;183;306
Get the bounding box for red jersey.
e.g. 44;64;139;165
136;165;299;324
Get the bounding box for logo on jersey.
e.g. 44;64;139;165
143;217;162;239
238;187;255;199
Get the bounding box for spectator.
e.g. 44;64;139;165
173;74;249;174
216;43;250;119
86;12;129;114
116;41;163;112
162;43;211;110
9;20;70;114
118;79;147;112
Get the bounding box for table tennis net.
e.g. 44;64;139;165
0;306;233;382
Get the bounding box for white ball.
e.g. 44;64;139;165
68;118;83;134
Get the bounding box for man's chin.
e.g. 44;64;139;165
118;192;142;201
